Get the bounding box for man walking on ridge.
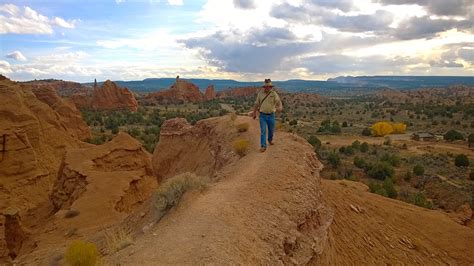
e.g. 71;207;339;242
252;79;283;152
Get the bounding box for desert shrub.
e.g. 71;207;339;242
233;138;249;157
404;171;413;181
383;178;397;198
104;227;133;254
342;121;348;127
343;146;354;155
413;164;425;176
380;153;401;167
444;130;464;141
392;122;407;134
454;154;469;167
353;156;366;169
371;122;394;137
368;182;388;197
339;146;345;154
307;135;322;149
361;128;372;136
327;152;341;168
469;133;474;145
289;119;298;126
154;173;209;221
367;162;394;180
410;192;433;209
360;142;369;153
65;240;99;266
351;140;361;150
470;171;474;181
236;122;249;132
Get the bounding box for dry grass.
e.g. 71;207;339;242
154;173;210;221
104;227;133;254
229;112;237;122
64;240;99;266
236;122;249;132
233;138;249;157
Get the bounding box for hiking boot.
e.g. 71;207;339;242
260;147;266;152
269;140;274;145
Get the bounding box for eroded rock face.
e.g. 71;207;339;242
204;85;216;101
0;77;83;216
152;117;237;181
50;133;157;227
146;79;204;104
31;86;91;141
91;80;138;111
22;79;89;97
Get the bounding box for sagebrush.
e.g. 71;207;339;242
154;173;209;221
65;240;99;266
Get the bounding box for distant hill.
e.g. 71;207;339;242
84;76;474;94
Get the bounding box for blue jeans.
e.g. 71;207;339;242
259;113;275;148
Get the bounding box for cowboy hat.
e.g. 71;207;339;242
262;78;274;88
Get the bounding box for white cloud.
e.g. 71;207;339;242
0;60;12;73
35;51;89;63
116;0;126;3
52;17;76;29
6;51;27;61
0;4;77;34
168;0;184;5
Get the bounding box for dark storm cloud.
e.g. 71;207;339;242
393;16;472;40
233;0;256;10
375;0;473;17
429;61;464;68
307;0;354;12
180;27;386;73
434;42;474;65
270;3;393;33
322;10;393;33
181;28;317;73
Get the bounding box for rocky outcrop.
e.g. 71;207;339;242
30;86;91;141
22;79;89;97
146;79;204;104
50;133;157;227
152;117;238;181
204;85;216;101
91;80;138;111
216;86;259;99
0;76;83;217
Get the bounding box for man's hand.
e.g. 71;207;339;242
276;105;283;112
252;111;257;119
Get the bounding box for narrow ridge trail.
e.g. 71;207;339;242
113;116;332;265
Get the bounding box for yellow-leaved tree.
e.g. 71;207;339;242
371;122;394;137
392;122;407;134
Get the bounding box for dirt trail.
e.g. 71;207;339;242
315;180;474;265
113;116;332;265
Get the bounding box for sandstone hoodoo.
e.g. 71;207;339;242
91;80;138;111
146;79;204;104
204;85;216;101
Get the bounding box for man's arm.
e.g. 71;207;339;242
252;92;260;119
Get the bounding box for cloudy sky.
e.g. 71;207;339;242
0;0;473;82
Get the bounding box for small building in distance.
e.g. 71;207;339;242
412;132;437;141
